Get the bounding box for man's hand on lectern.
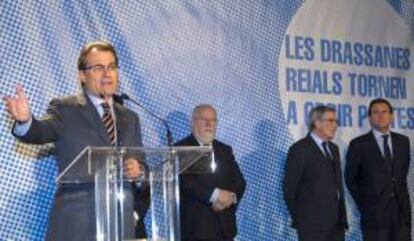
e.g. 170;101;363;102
124;158;144;181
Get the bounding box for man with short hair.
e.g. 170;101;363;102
345;98;411;241
4;41;149;241
283;105;348;241
175;104;246;241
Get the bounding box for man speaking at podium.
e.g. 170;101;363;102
4;41;148;241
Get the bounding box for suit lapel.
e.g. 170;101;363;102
114;103;128;146
328;142;346;197
307;135;344;197
76;92;111;145
328;143;342;179
188;134;201;146
367;131;392;174
390;132;401;174
211;139;222;164
306;134;330;163
187;134;221;170
328;142;339;163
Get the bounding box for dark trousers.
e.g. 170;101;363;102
363;199;411;241
185;234;234;241
183;216;235;241
186;238;233;241
46;185;136;241
298;227;345;241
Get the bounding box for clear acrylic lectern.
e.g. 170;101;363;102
56;146;213;241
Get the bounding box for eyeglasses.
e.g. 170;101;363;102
83;64;119;74
321;118;339;125
195;117;217;123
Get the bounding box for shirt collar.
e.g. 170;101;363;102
310;131;326;146
372;128;391;139
87;92;113;110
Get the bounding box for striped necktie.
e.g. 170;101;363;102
322;141;333;161
101;102;116;145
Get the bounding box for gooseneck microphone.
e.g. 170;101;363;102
114;93;174;146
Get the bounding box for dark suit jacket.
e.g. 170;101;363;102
345;131;411;230
13;91;149;241
283;134;348;232
175;134;246;240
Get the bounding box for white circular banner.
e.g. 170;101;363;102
278;0;414;144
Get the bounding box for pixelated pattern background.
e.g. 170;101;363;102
0;1;413;240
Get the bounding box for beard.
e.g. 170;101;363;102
197;132;215;145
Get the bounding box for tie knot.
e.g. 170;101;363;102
322;141;328;147
382;134;389;141
101;102;110;112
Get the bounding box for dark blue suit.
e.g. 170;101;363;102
13;91;147;241
283;134;348;241
345;131;411;241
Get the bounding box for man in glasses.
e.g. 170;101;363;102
4;41;149;241
345;98;411;241
175;104;246;241
283;105;348;241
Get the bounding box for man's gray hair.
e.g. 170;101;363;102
308;105;336;131
192;104;217;120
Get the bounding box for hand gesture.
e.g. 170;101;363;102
4;85;31;123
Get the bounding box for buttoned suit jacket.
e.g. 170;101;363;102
283;134;348;232
345;131;411;230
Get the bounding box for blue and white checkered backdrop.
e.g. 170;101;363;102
0;1;413;240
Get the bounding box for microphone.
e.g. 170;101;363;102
113;93;125;105
115;93;174;146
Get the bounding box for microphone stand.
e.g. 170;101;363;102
116;93;174;146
